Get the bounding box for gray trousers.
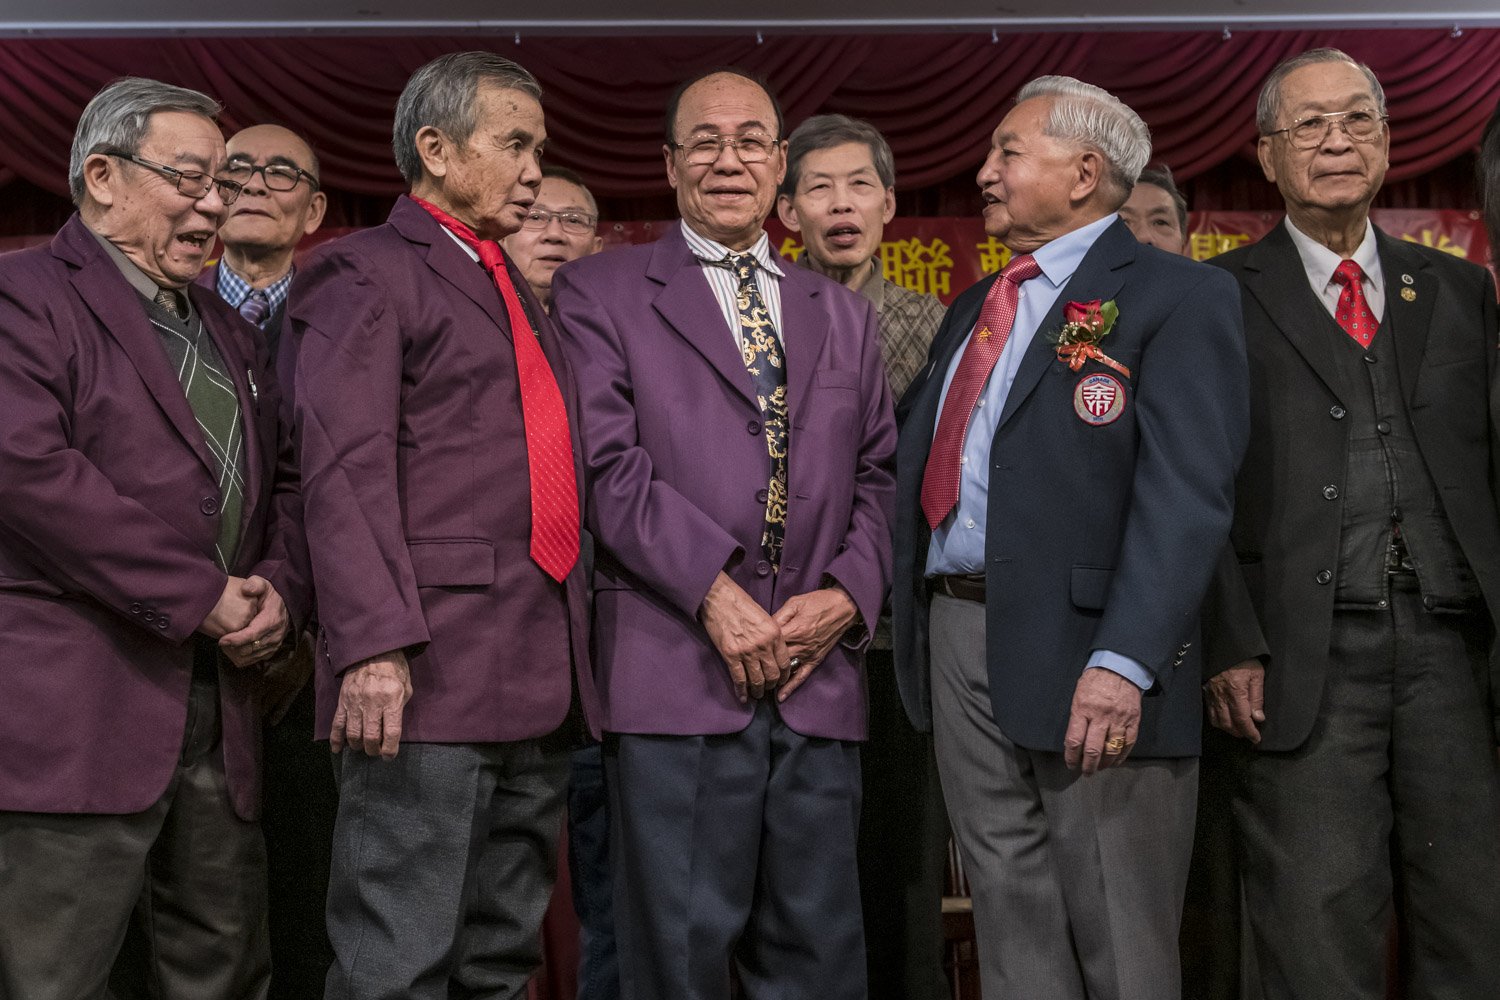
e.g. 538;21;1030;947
0;675;269;1000
929;594;1197;1000
606;699;866;1000
1236;583;1500;1000
324;740;568;1000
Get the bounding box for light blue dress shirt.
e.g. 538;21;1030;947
923;213;1152;691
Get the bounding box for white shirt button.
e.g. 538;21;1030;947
965;518;976;529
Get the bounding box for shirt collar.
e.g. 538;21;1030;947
796;255;886;310
1284;216;1380;290
682;223;785;278
1029;212;1119;290
216;258;295;315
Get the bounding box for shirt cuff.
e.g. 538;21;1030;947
1087;649;1154;692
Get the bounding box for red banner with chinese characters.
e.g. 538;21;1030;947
4;209;1482;305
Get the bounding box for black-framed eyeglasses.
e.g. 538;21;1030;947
221;158;320;193
520;208;597;236
103;150;244;205
670;131;781;166
1265;109;1387;150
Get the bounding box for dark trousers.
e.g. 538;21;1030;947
1236;582;1500;1000
858;647;950;1000
324;740;569;1000
606;700;866;1000
568;743;618;1000
0;675;269;1000
263;683;338;1000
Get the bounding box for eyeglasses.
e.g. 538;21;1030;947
221;159;320;193
103;150;244;205
521;208;598;236
1265;110;1387;150
670;131;781;166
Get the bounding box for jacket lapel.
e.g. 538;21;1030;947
58;218;217;477
778;266;830;426
648;224;758;410
997;219;1132;430
1239;221;1352;404
1374;228;1435;406
389;196;509;342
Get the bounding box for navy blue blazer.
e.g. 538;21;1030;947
890;219;1249;757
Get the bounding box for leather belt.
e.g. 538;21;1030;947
930;573;986;603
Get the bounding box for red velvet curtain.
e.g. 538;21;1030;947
1;29;1498;205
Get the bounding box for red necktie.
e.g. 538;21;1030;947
920;253;1042;530
1332;259;1379;347
413;197;580;582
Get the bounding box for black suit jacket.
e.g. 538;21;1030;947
891;219;1249;757
1203;221;1500;751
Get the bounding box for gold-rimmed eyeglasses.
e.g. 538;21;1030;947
1264;110;1387;150
670;131;781;166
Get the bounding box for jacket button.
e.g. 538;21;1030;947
1316;569;1333;585
129;602;143;615
200;497;219;515
1376;420;1391;435
1363;355;1377;365
1392;507;1403;522
755;488;769;504
755;560;771;577
1322;485;1339;500
1423;596;1436;610
143;610;156;622
1330;405;1346;420
747;420;761;435
157;614;171;630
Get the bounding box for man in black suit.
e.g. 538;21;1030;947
1204;47;1500;1000
891;75;1247;1000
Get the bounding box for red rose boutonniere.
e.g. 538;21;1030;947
1050;299;1131;379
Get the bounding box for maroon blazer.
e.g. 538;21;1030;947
551;222;897;742
284;196;598;743
0;214;308;821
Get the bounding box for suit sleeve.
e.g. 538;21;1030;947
551;266;742;617
284;246;430;673
1201;541;1270;677
0;272;225;643
1091;267;1251;682
822;300;898;647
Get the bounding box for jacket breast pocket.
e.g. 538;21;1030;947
407;538;495;588
816;369;860;391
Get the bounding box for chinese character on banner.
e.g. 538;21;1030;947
1400;229;1468;258
975;236;1012;275
777;237;806;263
1189;232;1251;261
881;238;955;297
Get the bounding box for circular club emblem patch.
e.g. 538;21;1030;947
1073;373;1126;426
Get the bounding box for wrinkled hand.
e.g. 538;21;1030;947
772;586;857;702
218;576;290;668
331;650;412;760
1064;667;1143;775
1205;660;1265;744
700;572;789;703
259;631;315;725
198;576;257;640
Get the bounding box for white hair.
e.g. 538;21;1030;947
1016;75;1151;205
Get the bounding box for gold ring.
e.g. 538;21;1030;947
1105;736;1127;753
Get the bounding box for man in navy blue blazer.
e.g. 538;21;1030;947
891;76;1248;1000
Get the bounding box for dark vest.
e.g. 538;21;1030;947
1327;303;1478;609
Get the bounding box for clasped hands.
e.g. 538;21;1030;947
198;574;290;668
700;571;857;704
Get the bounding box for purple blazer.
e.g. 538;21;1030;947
551;222;896;741
0;215;308;821
284;196;599;743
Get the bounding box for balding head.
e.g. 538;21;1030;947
218;123;326;274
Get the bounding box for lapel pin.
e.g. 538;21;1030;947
1401;273;1414;285
246;369;258;402
1401;287;1417;302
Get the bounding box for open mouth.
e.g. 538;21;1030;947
825;223;863;249
981;191;1003;206
177;231;213;251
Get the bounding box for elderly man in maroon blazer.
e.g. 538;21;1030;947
283;52;597;1000
551;68;897;1000
0;77;307;1000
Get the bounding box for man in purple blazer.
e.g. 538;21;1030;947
551;69;897;1000
283;52;598;1000
0;78;307;1000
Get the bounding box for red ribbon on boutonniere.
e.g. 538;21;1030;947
1050;299;1131;379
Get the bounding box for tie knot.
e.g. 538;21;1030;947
1001;253;1042;285
154;287;185;320
719;252;757;285
1333;259;1365;288
476;240;506;273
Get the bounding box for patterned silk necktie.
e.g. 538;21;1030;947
920;253;1042;530
720;252;788;570
238;289;271;328
412;197;580;583
1332;259;1379;347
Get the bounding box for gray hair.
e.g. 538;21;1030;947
541;164;599;219
1256;48;1387;135
68;77;221;205
1015;75;1151;203
393;51;542;186
1136;165;1189;236
780;114;896;199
